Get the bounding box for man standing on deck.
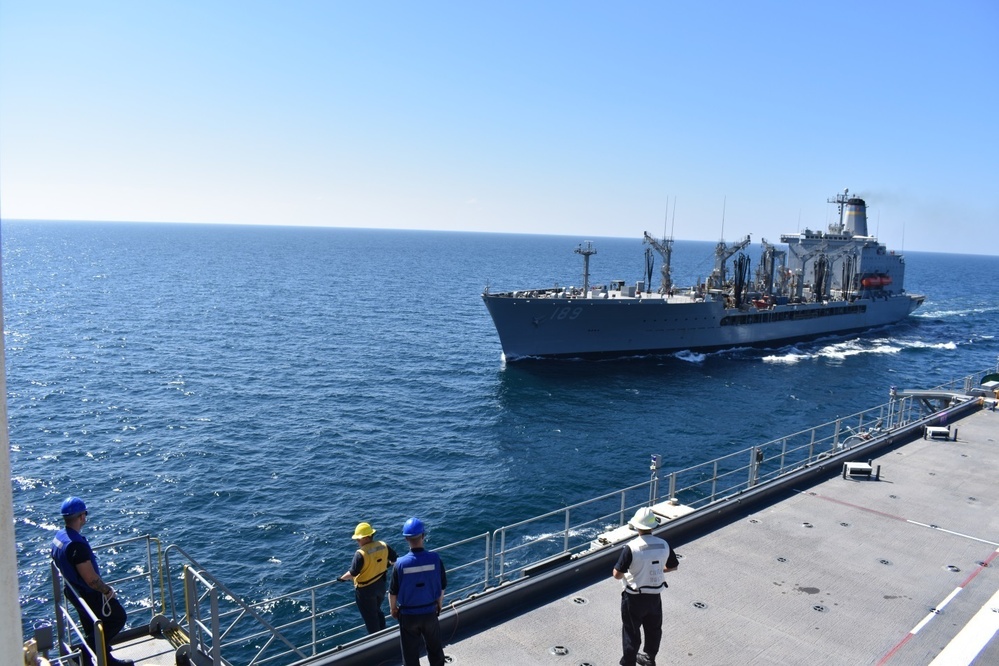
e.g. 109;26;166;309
50;497;134;666
612;507;679;666
389;517;447;666
338;521;398;633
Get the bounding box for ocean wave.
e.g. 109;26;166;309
18;516;60;532
762;337;959;364
890;339;959;351
12;475;47;491
761;351;811;365
518;525;599;544
915;305;999;319
674;350;706;363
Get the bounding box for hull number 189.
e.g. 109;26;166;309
551;306;583;321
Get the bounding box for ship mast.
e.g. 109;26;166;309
708;235;751;291
643;232;673;295
575;241;597;293
827;188;850;233
756;238;786;297
642;198;677;295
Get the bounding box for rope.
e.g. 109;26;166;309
444;599;460;642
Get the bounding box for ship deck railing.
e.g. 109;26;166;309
36;366;998;666
483;377;987;586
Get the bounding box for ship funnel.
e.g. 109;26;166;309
843;197;868;236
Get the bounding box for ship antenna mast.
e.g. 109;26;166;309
575;241;597;294
670;197;677;237
643;201;674;296
827;188;850;232
719;196;727;240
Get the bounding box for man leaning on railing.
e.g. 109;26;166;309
50;496;133;666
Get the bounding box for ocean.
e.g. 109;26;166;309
5;220;998;638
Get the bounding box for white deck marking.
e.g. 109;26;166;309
877;547;999;664
906;520;999;547
912;587;962;634
928;586;999;665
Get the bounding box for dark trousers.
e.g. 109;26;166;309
398;611;445;666
65;586;127;665
354;578;387;634
620;591;662;666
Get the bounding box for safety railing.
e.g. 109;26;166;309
158;531;495;666
165;543;352;666
482;368;993;588
48;566;99;666
490;481;652;583
483;395;924;584
661;400;902;509
435;532;491;601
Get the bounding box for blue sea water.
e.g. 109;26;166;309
5;220;998;635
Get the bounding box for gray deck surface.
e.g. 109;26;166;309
438;406;999;666
112;632;178;666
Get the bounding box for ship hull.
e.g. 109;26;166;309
482;293;924;360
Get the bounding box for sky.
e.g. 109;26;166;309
1;1;997;255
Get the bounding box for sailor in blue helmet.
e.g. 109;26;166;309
50;497;134;666
611;507;679;666
389;517;448;666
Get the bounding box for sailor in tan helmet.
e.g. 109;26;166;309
612;507;679;666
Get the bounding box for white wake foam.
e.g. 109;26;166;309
762;337;957;364
674;350;706;363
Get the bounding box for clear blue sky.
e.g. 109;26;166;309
2;1;996;255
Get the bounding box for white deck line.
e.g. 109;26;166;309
905;522;999;547
911;587;962;634
929;584;999;665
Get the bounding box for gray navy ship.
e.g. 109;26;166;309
482;189;925;360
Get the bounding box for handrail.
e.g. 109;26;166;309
491;479;652;583
482;368;992;595
50;563;104;666
173;546;317;665
433;532;491;601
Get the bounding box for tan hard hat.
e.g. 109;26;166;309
629;507;659;531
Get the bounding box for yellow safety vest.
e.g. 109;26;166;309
355;541;390;588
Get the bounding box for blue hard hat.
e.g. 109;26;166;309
402;517;425;537
60;497;87;517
